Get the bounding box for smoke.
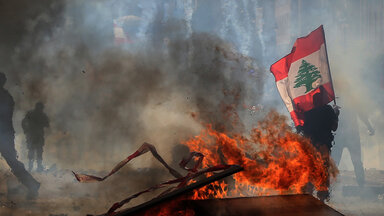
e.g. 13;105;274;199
323;4;384;171
0;0;267;215
0;0;382;215
288;1;384;215
269;0;384;170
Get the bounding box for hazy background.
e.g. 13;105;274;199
0;0;383;215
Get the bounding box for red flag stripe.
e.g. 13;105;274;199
292;83;334;113
270;53;293;82
270;26;326;82
289;111;304;127
290;26;325;64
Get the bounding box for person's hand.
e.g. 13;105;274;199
333;105;341;117
296;125;304;135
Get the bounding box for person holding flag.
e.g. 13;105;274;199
270;25;339;202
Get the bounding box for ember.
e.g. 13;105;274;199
185;110;338;199
141;196;193;216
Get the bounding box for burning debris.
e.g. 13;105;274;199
186;194;344;216
185;110;338;199
73;142;242;215
73;110;339;216
115;166;243;216
0;1;382;216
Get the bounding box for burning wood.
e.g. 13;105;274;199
74;110;338;215
116;165;243;216
73;142;183;182
73;142;242;216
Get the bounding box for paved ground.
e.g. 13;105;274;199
0;169;383;216
329;169;384;216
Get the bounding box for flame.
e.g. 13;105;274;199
141;110;337;215
184;110;337;199
143;196;195;216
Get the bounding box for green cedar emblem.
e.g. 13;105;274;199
293;60;322;93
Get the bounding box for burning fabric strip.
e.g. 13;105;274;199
73;142;237;216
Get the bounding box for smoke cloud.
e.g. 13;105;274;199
0;1;266;215
0;0;382;215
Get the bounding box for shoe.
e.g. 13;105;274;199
317;190;330;202
302;182;314;195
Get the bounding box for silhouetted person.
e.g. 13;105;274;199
22;102;49;172
0;72;40;199
302;99;339;151
332;98;374;187
299;92;339;202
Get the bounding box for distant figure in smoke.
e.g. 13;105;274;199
299;92;339;202
332;97;374;187
0;72;40;199
22;102;50;172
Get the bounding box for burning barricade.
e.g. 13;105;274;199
73;110;338;216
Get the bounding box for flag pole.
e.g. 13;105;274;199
321;25;337;106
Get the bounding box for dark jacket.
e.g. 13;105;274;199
303;104;338;149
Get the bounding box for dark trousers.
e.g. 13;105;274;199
332;136;365;187
302;138;332;202
0;132;40;193
26;136;44;171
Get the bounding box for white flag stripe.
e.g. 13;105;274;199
287;44;330;98
276;77;294;112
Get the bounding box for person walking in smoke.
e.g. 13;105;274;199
22;102;50;172
298;91;339;202
0;72;40;199
332;92;375;188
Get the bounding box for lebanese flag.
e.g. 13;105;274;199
113;20;132;45
270;25;335;126
113;16;137;45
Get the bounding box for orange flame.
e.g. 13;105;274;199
183;110;337;199
143;196;195;216
142;110;337;215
